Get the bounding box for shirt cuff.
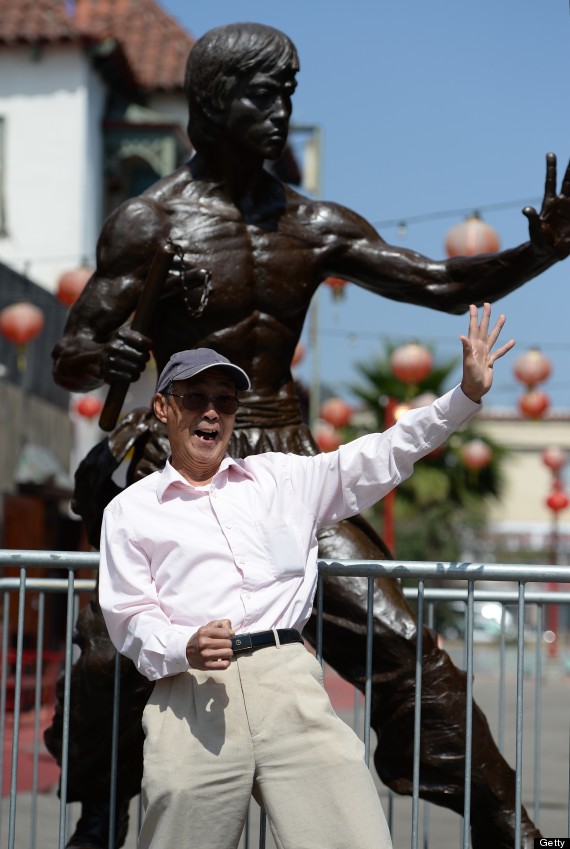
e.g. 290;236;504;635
439;384;482;427
164;628;193;672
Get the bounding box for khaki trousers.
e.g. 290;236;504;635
139;642;392;849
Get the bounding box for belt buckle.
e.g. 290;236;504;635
232;634;253;653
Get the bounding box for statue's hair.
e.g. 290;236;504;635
184;23;300;151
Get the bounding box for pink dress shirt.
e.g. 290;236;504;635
98;385;480;680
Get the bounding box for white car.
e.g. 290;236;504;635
441;601;518;643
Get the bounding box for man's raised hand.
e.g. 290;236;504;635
459;303;515;403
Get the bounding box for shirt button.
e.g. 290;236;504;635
226;523;232;529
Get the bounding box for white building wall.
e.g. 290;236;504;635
0;45;106;292
81;55;106;274
479;415;570;548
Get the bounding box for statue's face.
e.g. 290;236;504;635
223;69;296;160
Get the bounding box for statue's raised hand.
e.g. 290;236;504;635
523;153;570;259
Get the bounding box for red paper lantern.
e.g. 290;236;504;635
319;397;352;429
323;276;349;301
460;438;493;470
390;343;433;384
518;389;550;419
75;395;104;419
0;302;45;345
546;490;569;513
513;348;552;388
542;446;567;473
56;267;92;307
314;423;342;452
445;213;500;257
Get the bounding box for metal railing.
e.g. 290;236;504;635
1;550;570;849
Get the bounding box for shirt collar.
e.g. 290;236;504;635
156;456;254;502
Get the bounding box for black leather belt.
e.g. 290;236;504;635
231;628;303;654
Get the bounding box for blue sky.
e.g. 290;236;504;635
162;0;570;409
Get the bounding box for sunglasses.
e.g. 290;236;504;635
166;391;241;415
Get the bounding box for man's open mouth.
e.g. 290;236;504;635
195;429;217;441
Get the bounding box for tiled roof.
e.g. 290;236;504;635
0;0;81;45
0;0;194;92
74;0;195;91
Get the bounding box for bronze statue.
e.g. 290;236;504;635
48;22;570;849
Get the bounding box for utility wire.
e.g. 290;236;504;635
317;325;570;352
372;196;542;232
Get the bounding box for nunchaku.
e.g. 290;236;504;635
98;242;176;432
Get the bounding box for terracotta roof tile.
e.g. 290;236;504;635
74;0;194;91
0;0;81;45
0;0;194;91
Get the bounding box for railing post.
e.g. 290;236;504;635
58;569;76;849
411;578;425;849
7;569;27;849
514;581;527;849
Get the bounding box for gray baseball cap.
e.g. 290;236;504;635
156;348;251;394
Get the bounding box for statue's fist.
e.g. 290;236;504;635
101;328;152;384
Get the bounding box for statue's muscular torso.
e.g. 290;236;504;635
94;165;335;397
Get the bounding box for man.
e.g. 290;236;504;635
49;22;570;849
98;304;513;849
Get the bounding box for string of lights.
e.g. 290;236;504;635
372;196;542;234
316;325;570;351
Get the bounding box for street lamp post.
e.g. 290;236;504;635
290;123;323;430
382;397;398;554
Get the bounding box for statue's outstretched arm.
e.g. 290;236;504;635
322;153;570;314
